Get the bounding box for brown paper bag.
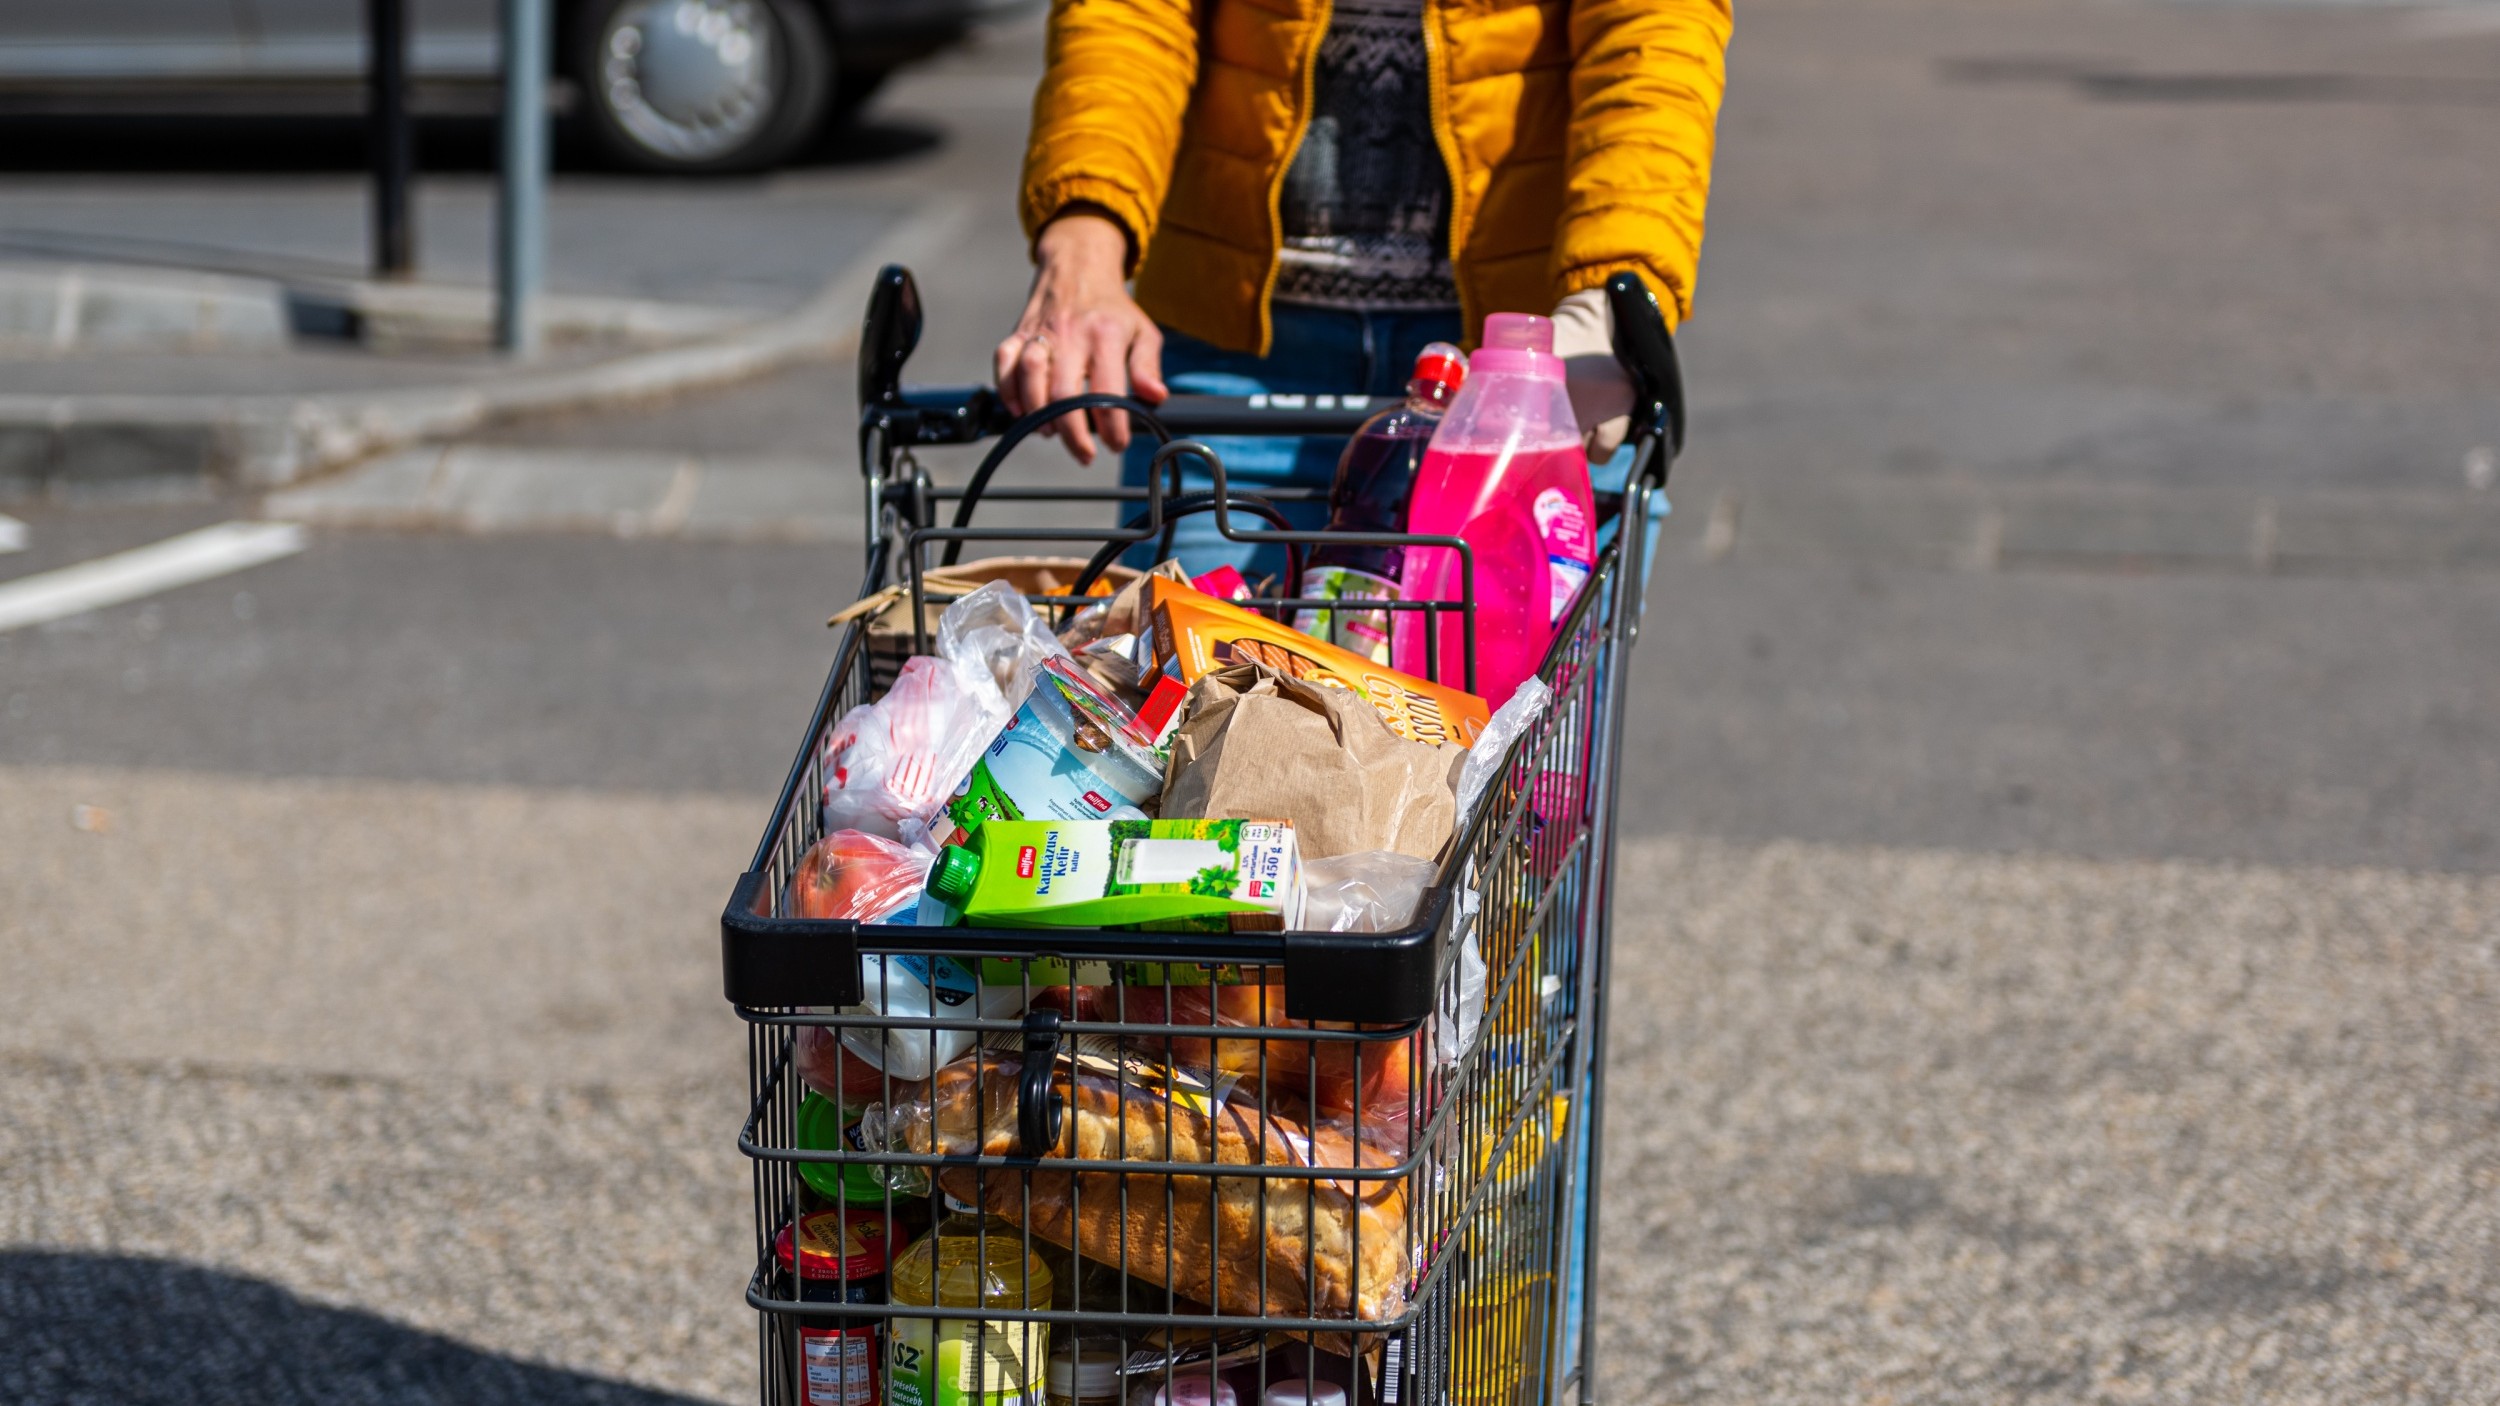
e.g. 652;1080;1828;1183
1162;663;1460;860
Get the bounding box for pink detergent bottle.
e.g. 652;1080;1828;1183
1394;313;1597;700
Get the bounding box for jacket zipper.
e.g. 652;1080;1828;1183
1259;0;1332;357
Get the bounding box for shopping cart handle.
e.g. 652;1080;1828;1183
878;385;1011;444
860;263;1683;453
869;387;1379;445
1605;271;1686;456
1153;393;1378;436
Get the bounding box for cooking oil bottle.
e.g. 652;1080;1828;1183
886;1198;1056;1406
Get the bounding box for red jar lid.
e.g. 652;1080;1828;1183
775;1207;894;1281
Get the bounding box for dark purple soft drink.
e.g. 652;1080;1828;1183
1291;344;1467;664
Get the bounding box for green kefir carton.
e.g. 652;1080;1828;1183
928;819;1304;933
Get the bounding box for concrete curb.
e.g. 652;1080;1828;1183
264;444;864;543
332;280;755;351
0;262;290;355
0;196;971;500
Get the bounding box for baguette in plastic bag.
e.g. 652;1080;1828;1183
881;1046;1413;1324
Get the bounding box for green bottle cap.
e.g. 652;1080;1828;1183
930;844;981;906
793;1092;890;1205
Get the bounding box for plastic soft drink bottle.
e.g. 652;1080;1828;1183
1395;313;1597;700
1291;343;1468;664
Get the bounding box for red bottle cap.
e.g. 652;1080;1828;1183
1410;344;1467;400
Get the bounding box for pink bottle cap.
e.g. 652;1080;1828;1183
1471;313;1562;379
1135;1374;1238;1406
1481;313;1554;353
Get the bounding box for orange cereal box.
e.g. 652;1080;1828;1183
1147;578;1493;748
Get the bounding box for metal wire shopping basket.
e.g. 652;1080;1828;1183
720;267;1684;1406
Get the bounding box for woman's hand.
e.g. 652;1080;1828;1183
1550;288;1634;462
994;210;1168;464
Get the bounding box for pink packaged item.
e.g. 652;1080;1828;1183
819;654;1005;842
1394;313;1597;702
1191;564;1256;603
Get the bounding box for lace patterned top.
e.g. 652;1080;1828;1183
1272;0;1462;311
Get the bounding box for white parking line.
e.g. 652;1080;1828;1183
0;521;306;634
0;514;23;554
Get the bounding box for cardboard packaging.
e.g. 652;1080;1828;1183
1146;578;1492;750
1162;663;1461;861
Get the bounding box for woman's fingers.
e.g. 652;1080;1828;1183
1090;327;1137;453
992;332;1030;412
1013;334;1057;436
1048;322;1097;462
1126;321;1167;406
994;279;1163;464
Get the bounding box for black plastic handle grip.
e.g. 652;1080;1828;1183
1017;1009;1065;1156
858;265;922;417
1604;271;1686;458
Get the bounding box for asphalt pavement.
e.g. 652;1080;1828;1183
5;0;2500;1402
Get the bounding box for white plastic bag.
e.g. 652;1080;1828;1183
1438;914;1489;1068
1454;677;1552;827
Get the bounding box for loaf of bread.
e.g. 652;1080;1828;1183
1029;984;1424;1131
912;1049;1412;1323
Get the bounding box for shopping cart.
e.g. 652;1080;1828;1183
720;266;1684;1406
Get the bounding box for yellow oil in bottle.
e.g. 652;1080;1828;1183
886;1203;1056;1406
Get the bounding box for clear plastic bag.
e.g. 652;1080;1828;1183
1290;850;1485;1072
795;1023;900;1103
820;580;1076;843
936;577;1067;705
785;829;933;923
1028;981;1423;1141
1300;850;1437;934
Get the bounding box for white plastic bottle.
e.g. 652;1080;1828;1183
835;953;1025;1081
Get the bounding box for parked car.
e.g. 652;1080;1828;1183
0;0;1002;172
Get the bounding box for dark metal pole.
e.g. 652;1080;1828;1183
496;0;550;354
367;0;415;278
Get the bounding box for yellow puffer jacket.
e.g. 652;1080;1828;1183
1019;0;1732;354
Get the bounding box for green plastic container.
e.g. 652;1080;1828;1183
795;1091;895;1206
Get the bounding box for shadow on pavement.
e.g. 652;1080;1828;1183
0;1250;707;1406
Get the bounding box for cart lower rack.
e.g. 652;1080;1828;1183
721;266;1681;1406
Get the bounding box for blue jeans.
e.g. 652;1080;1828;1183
1121;303;1660;582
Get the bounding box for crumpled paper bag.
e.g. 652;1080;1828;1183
1162;663;1460;860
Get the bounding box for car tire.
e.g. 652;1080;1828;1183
831;66;891;125
574;0;832;173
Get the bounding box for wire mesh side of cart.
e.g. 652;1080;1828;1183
727;530;1630;1406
